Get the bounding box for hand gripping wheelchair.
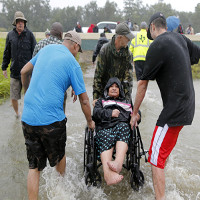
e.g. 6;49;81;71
84;125;148;191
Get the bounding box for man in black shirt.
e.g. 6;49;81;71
130;12;200;200
2;11;36;118
92;33;109;64
93;23;99;33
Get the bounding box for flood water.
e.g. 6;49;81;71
0;64;200;200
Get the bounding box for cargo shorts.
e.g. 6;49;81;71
10;78;22;100
22;118;67;171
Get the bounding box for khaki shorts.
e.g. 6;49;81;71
10;78;22;100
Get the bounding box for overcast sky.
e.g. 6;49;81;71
49;0;199;13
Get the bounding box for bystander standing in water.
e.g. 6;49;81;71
21;31;95;200
1;11;36;118
130;12;200;200
93;22;134;105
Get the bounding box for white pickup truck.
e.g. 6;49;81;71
82;21;117;33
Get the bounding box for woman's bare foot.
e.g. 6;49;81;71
107;160;122;174
104;170;123;185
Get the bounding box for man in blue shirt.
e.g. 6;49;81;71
21;31;94;199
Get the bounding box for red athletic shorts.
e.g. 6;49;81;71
148;124;183;169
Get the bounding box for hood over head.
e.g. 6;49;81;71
103;77;125;99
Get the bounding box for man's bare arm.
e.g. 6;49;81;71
21;62;34;93
130;80;149;129
79;92;95;130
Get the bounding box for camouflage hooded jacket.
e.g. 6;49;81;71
93;35;133;100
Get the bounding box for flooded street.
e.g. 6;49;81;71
0;62;200;200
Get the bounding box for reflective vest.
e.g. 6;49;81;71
129;29;152;61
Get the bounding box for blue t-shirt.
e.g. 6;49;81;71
22;44;86;126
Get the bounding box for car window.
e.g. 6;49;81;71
98;23;106;29
98;22;117;29
108;24;116;29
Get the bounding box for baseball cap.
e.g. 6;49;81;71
64;31;82;52
115;22;134;40
147;12;166;40
50;22;63;36
140;21;147;29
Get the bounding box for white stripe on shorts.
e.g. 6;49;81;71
150;124;169;166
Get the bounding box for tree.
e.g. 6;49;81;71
147;2;176;18
123;0;148;27
83;1;100;26
0;0;199;33
193;3;200;33
177;12;193;33
28;0;51;31
98;1;123;22
2;0;51;31
50;6;84;31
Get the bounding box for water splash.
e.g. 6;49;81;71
39;157;107;200
165;155;200;200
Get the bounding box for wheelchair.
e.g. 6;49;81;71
83;125;148;191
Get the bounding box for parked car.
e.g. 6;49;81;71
97;21;117;33
82;21;117;33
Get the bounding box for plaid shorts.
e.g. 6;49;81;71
22;118;67;171
10;78;22;100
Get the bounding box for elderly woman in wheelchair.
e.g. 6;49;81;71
92;77;141;185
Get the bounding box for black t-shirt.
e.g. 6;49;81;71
141;32;200;127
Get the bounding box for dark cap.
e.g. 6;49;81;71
100;33;106;37
140;21;147;29
147;12;166;40
115;22;134;40
50;22;63;36
64;31;82;52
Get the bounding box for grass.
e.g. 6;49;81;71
0;38;10;104
191;63;200;79
0;37;200;104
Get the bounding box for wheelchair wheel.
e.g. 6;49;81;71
84;168;101;187
84;127;102;187
84;127;91;172
130;170;144;191
129;127;145;191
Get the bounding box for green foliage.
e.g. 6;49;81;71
83;1;99;25
50;6;84;31
0;0;200;32
2;0;51;31
124;0;146;23
98;1;123;23
0;38;10;104
192;4;200;34
192;62;200;79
